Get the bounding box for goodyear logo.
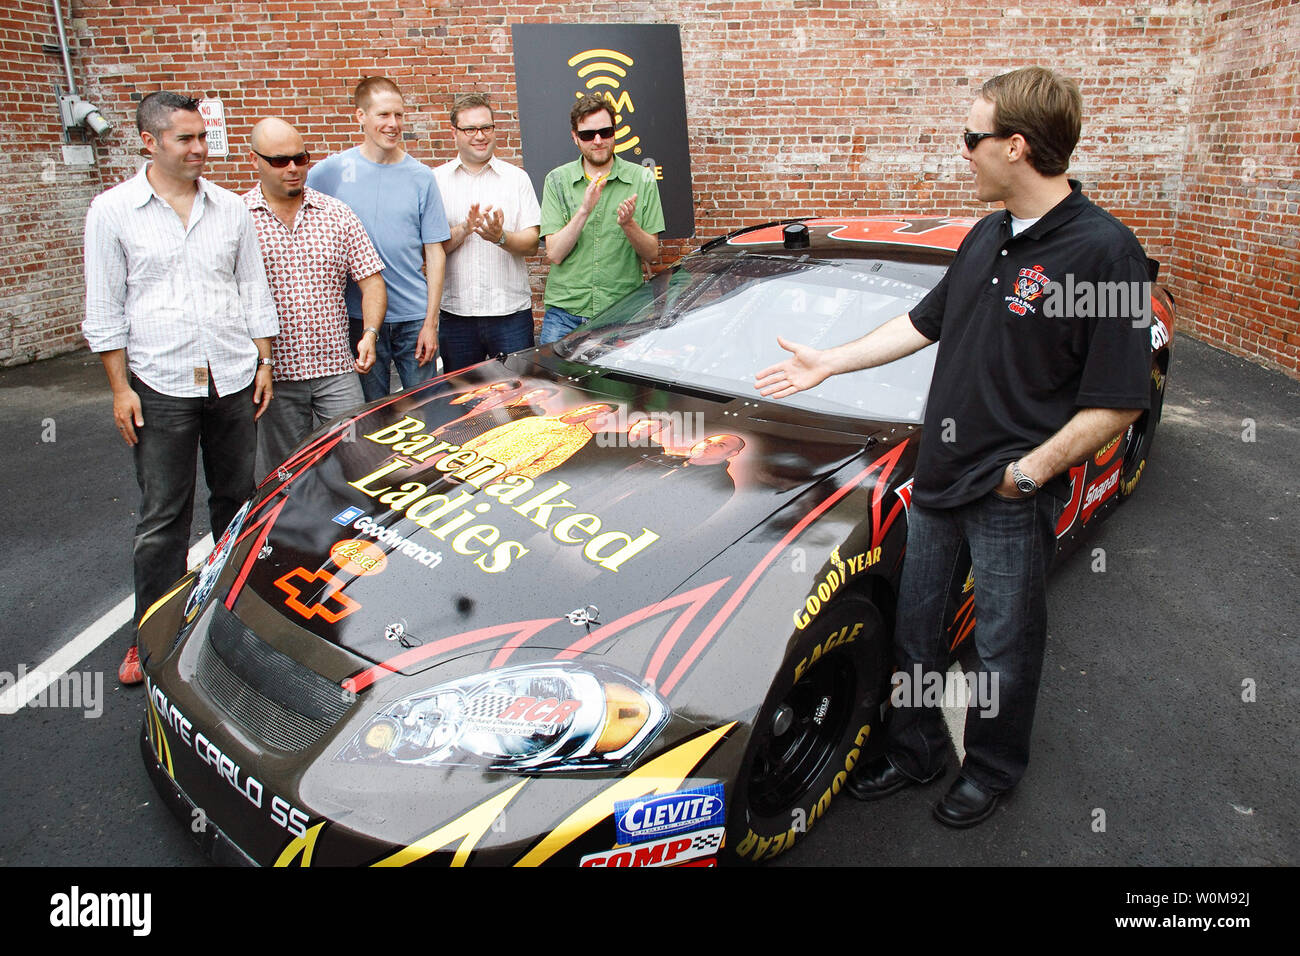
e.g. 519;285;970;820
570;48;640;155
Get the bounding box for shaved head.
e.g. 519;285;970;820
249;118;309;201
250;117;302;154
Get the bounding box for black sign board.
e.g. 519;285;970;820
511;23;695;239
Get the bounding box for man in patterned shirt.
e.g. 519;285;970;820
244;118;387;477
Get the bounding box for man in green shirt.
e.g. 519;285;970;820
539;93;665;344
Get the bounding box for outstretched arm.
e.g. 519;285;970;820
755;312;934;399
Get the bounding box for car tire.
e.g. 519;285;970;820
1120;357;1168;498
725;598;887;864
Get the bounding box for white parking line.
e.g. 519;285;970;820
0;535;213;715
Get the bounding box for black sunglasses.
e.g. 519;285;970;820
962;131;1002;152
575;126;615;142
254;150;311;168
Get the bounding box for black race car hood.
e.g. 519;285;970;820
229;360;887;675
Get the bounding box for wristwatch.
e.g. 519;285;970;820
496;231;508;247
1011;460;1039;495
362;327;380;339
258;357;275;368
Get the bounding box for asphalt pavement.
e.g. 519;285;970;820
0;335;1295;867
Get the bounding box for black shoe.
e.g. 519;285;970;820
846;755;945;802
933;776;1000;828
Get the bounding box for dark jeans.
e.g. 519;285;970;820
349;318;434;402
437;308;535;374
885;490;1061;794
131;377;256;630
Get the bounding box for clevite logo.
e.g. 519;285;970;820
615;783;726;844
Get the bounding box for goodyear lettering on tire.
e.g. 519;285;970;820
734;723;872;861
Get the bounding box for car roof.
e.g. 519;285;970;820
705;215;979;255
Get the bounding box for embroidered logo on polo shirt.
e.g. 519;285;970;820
1006;263;1051;316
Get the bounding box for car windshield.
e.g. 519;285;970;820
557;252;947;423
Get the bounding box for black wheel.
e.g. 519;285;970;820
1120;356;1168;498
726;598;887;864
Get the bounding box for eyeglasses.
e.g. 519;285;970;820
575;126;616;142
455;124;495;136
254;150;311;168
962;131;1001;152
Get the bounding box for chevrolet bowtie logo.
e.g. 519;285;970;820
274;567;361;623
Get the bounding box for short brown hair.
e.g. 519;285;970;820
981;67;1081;177
570;93;613;132
355;76;402;111
450;92;493;127
137;91;200;136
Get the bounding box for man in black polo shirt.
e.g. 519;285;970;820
755;66;1151;827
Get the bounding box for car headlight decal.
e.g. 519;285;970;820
339;662;668;772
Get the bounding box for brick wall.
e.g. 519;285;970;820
1168;0;1300;375
3;0;1296;377
0;0;107;364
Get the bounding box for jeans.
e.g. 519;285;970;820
885;489;1061;794
349;318;434;401
256;371;364;480
539;306;590;345
437;308;535;374
131;376;256;629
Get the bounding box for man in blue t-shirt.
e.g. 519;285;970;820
308;76;450;400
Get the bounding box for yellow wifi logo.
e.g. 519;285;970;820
569;48;640;154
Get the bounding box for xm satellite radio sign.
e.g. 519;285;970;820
511;23;695;239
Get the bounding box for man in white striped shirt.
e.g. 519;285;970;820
433;92;541;373
83;92;279;686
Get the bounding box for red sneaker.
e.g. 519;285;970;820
118;646;143;685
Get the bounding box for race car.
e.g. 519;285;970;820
138;216;1174;866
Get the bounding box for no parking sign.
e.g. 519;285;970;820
198;97;228;157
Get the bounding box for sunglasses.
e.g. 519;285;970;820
254;150;311;168
575;126;615;142
962;131;1001;151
